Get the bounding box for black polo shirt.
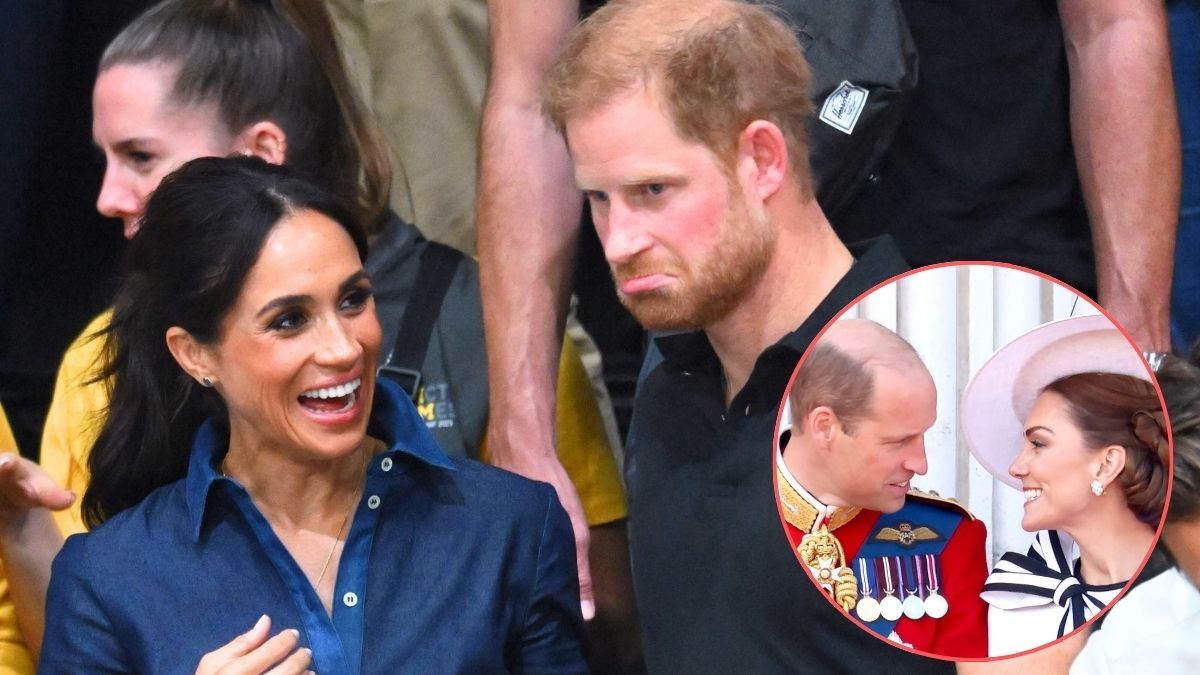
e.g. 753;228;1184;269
627;237;951;673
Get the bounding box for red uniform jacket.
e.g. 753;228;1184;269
781;490;989;658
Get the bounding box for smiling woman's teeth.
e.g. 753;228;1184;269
301;378;362;400
1023;488;1042;502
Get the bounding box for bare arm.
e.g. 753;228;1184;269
478;0;592;616
0;454;73;660
1059;0;1179;351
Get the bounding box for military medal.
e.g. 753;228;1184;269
902;556;925;620
855;557;881;622
923;554;949;619
879;557;904;621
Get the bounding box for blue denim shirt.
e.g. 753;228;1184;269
40;380;586;674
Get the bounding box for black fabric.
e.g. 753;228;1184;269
0;2;150;458
778;0;918;220
834;0;1095;296
626;237;951;673
381;241;462;400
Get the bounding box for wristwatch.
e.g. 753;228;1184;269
1143;351;1170;373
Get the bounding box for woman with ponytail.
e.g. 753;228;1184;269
960;315;1170;656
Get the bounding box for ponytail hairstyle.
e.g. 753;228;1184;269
83;156;366;527
100;0;391;226
1042;373;1170;525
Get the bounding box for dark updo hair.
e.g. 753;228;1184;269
1042;373;1168;525
100;0;391;227
82;156;367;527
1156;348;1200;523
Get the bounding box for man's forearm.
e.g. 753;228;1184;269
478;0;582;462
477;0;596;615
1061;0;1180;350
477;101;582;458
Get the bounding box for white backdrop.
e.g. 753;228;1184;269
838;264;1102;565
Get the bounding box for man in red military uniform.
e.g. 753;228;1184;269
777;319;988;658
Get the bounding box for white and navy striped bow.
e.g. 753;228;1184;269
981;530;1125;637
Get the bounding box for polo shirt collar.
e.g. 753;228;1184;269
185;377;455;539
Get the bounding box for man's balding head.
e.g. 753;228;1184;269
784;320;936;513
790;319;931;435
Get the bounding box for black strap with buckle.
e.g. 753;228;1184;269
378;241;460;400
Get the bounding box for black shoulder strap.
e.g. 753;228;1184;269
379;241;461;400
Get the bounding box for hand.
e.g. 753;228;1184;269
490;447;594;621
0;453;75;527
196;615;312;675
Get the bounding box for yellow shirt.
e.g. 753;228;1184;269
0;405;35;674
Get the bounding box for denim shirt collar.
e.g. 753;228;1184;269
185;378;456;540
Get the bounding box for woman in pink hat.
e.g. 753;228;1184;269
961;314;1170;657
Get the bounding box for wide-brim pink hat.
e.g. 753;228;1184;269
961;315;1153;490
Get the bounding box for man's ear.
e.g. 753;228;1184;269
1094;445;1127;487
736;120;788;201
807;405;840;451
233;120;288;166
165;326;217;388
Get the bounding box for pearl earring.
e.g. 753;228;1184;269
1090;479;1105;496
201;377;214;388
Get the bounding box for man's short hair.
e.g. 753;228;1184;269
789;342;875;435
542;0;815;197
789;322;926;435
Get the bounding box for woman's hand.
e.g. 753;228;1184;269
0;453;75;527
196;615;313;675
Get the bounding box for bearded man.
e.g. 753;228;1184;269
541;1;952;672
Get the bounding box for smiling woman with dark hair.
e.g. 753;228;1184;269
961;315;1169;657
1069;346;1200;671
38;157;586;673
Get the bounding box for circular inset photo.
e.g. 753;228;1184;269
773;263;1170;661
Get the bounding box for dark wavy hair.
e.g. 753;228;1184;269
101;0;391;228
1042;372;1169;525
82;156;366;527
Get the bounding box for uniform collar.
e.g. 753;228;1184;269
776;448;861;534
185;378;455;540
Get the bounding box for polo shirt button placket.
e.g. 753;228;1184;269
367;495;381;510
380;457;393;472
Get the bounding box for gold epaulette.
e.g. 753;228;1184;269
906;486;976;521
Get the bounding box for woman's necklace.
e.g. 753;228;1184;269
313;488;358;591
221;440;374;592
